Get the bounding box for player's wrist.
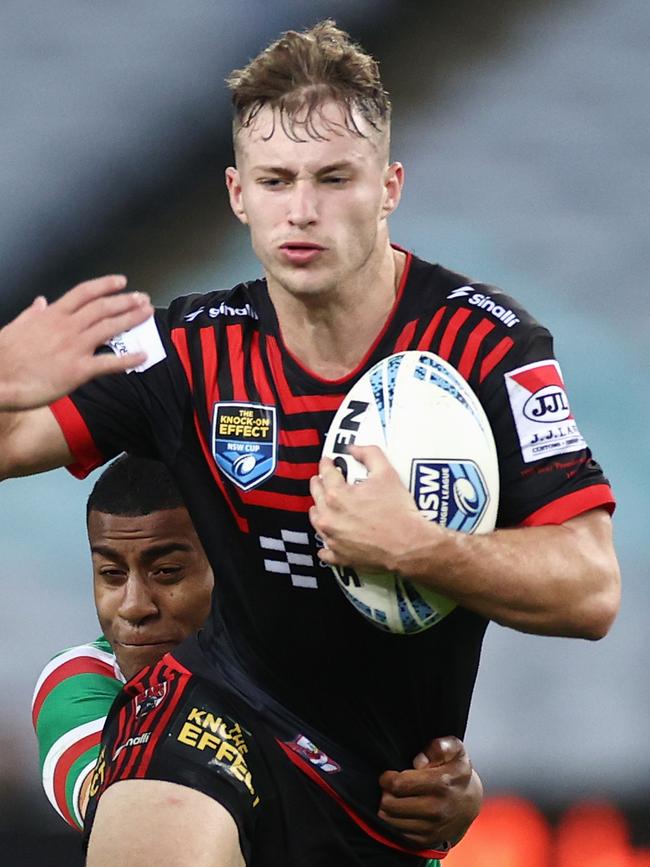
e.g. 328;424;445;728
0;374;20;412
393;518;465;589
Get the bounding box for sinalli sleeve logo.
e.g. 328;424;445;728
504;360;586;463
212;402;278;490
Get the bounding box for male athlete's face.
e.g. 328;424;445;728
225;100;403;300
89;508;214;680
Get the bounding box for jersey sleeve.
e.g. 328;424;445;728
32;637;123;831
48;308;191;479
478;325;615;528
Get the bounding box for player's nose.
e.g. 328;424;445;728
117;575;159;624
287;180;318;227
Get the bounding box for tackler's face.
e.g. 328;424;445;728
226;100;403;302
89;507;214;680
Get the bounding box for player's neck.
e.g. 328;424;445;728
268;244;406;380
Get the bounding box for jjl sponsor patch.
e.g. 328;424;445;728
410;460;489;532
504;360;586;464
212;402;277;491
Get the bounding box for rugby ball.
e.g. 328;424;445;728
321;350;499;634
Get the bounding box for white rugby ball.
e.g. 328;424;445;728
321;350;499;634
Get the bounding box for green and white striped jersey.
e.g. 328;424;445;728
31;636;124;830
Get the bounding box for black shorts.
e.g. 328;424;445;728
83;654;447;866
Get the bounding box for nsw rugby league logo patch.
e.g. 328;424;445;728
212;402;277;491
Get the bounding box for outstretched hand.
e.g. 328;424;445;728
0;276;153;411
378;736;482;848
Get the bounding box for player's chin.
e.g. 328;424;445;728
273;260;334;294
116;642;176;679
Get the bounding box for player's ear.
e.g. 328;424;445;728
225;167;249;225
380;162;404;220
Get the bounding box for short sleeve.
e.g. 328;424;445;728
478;326;615;527
32;638;122;830
49;310;190;479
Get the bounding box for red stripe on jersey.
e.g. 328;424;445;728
392;319;418;353
193;415;249;532
126;664;153;696
416;307;446;350
279;428;320;448
109;658;168;784
32;656;115;729
162;653;193;677
276;740;446;860
170;328;194;390
242;489;313;512
479;337;514;382
457;318;495;381
225;324;247;401
114;660;169;782
53;731;102;828
520;485;615;527
135;666;192;780
199;326;220;410
111;700;132;779
438;308;471;360
49;396;105;480
175;327;246;532
266;337;344;413
275;461;319;480
250;332;275;405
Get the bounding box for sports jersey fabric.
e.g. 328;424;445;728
32;641;440;865
83;655;444;865
32;636;123;830
49;251;614;851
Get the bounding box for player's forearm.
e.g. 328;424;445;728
0;406;73;481
0;409;25;479
394;509;620;638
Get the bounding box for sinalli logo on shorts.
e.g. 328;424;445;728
410;460;489;533
212;402;277;491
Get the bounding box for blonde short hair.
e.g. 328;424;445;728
227;20;391;144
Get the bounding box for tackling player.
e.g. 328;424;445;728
1;20;619;867
32;454;214;829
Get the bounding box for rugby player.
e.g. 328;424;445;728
0;20;620;867
32;454;214;829
32;454;483;862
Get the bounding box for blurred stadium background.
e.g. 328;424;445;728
1;0;648;863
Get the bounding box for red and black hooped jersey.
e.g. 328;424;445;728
51;252;614;769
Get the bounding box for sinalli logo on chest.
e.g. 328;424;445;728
447;286;520;328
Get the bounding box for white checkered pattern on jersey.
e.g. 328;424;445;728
259;530;319;589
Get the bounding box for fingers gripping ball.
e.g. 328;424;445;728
321;351;499;634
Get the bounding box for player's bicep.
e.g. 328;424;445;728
0;405;72;480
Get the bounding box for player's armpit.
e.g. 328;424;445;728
0;405;72;480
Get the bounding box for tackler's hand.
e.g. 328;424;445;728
378;736;482;848
0;276;153;410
